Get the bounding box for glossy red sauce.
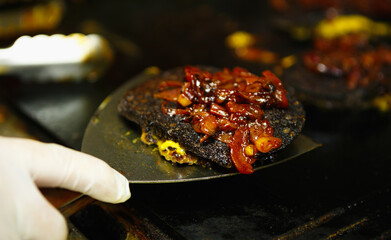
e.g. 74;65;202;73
154;66;288;174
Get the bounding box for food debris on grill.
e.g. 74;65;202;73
118;66;305;174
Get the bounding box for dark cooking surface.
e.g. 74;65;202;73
3;0;391;239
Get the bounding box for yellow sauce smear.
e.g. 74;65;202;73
140;132;198;165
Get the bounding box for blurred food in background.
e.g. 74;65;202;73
269;0;391;19
0;0;64;41
0;1;116;83
226;31;278;65
225;30;296;76
266;1;391;110
269;0;391;42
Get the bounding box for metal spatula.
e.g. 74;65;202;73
0;33;113;82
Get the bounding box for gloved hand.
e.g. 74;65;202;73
0;136;131;240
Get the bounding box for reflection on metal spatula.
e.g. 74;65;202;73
0;33;113;82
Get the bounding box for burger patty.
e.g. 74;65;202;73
118;67;306;169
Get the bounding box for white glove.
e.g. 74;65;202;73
0;136;131;240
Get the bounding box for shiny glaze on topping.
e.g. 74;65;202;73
155;66;288;174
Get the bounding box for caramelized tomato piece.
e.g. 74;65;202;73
254;136;282;153
178;93;192;107
191;112;218;136
229;126;254;174
154;88;181;101
210;103;229;117
262;70;288;108
217;118;237;131
158;81;183;90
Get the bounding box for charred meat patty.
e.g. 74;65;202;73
118;66;305;174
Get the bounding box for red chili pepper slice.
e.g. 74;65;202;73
229;126;254;174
